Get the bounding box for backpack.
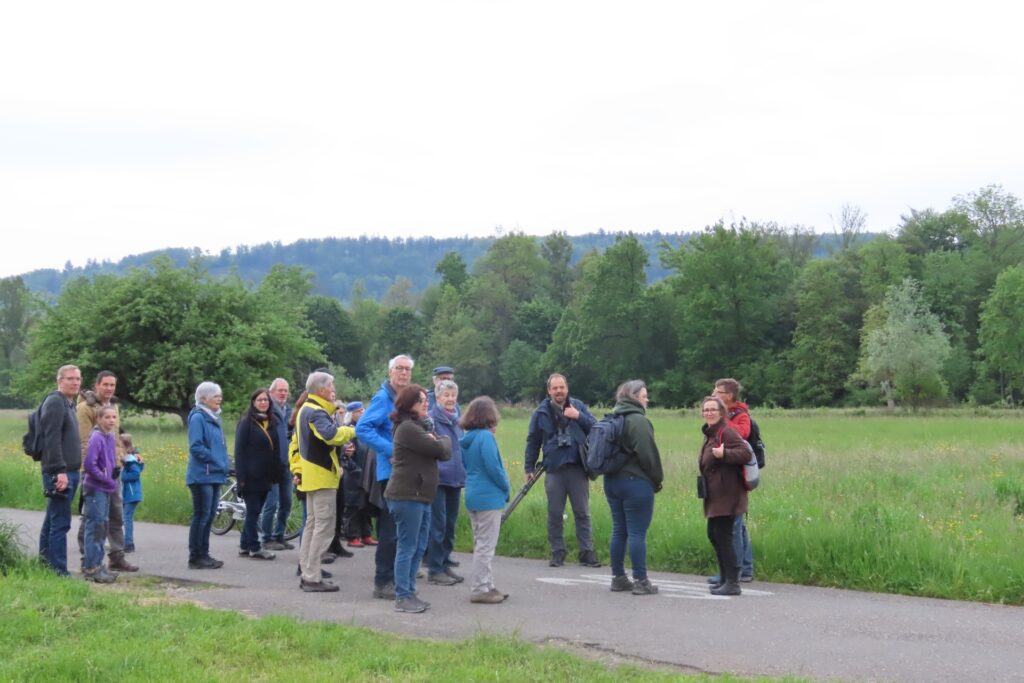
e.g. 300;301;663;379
720;429;760;492
22;398;47;462
747;417;766;469
583;413;631;478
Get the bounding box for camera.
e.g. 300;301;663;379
556;430;572;448
43;474;68;500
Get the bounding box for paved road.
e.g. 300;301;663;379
5;507;1023;682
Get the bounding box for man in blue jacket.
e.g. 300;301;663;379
524;373;601;568
356;354;414;599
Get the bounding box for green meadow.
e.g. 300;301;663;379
2;407;1023;604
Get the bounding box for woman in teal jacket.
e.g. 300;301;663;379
186;381;230;570
459;396;511;604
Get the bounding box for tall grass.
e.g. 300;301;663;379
2;409;1023;603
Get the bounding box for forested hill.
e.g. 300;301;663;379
19;230;855;302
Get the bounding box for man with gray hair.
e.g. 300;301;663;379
357;354;414;599
38;364;83;577
295;371;355;592
261;377;294;551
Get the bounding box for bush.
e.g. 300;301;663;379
0;519;28;574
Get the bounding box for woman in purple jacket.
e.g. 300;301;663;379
82;406;119;583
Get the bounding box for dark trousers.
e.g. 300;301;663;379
426;485;461;573
707;515;739;584
373;478;397;587
240;489;269;552
188;484;220;562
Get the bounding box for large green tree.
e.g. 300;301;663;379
977;266;1024;403
19;257;323;424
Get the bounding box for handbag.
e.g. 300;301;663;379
696;474;707;499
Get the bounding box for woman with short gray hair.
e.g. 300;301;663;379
186;381;231;569
425;379;466;585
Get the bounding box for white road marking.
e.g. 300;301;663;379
536;574;774;600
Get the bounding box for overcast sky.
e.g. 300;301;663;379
1;1;1021;277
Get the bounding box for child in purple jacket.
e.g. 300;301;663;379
82;406;119;583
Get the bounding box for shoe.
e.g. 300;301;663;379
395;596;428;613
249;549;276;560
205;556;224;569
362;536;378;546
348;538;364;548
549;552;565;568
579;551;602;568
416;567;426;579
740;574;754;583
321;553;336;564
335;546;354;558
428;571;458;586
188;556;221;570
263;541;286;551
710;581;742;596
373;583;396;600
108;556;139;572
610;575;634;592
444;559;460;568
124;544;135;554
492;588;509;600
321;569;332;579
295;564;301;577
443;566;465;583
278;539;296;550
631;578;659;595
706;575;721;585
83;567;117;584
470;590;506;604
239;549;251;557
300;579;339;593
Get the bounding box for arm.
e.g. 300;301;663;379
309;409;355;446
524;409;543;474
721;428;752;465
623;415;664;489
573;400;597;433
187;413;214;464
76;400;92;458
356;397;393;460
234;420;248;486
728;410;751;440
40;394;68;475
482;432;511;498
396;422;452;461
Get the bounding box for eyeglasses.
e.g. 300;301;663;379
393;366;413;373
701;408;720;414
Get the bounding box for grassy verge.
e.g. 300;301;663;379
0;564;769;682
2;409;1024;603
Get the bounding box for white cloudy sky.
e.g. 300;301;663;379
1;1;1021;277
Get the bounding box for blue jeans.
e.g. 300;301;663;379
188;484;220;562
426;485;461;574
603;475;655;580
388;498;430;600
733;514;754;577
82;490;110;570
39;471;79;576
374;479;397;587
241;490;269;552
123;501;139;547
260;475;292;542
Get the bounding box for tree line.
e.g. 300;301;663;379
3;184;1023;417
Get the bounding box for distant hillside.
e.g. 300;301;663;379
19;231;862;302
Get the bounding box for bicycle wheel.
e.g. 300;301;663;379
283;488;304;541
211;479;238;535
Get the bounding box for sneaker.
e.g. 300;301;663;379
334;546;354;558
631;578;659;595
277;539;296;550
300;579;339;593
578;551;602;568
188;556;223;570
428;571;458;586
321;553;336;564
321;569;333;579
108;556;139;572
470;589;506;604
549;552;565;568
395;596;428;613
262;541;286;551
416;567;426;579
205;556;224;569
443;566;465;583
83;567;116;584
249;549;276;560
362;536;378;546
239;549;252;557
740;574;754;583
348;538;364;548
610;575;634;592
373;583;396;600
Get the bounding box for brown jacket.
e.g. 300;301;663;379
77;391;124;464
384;417;451;504
699;423;749;518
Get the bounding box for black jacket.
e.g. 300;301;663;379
40;391;81;475
234;414;282;493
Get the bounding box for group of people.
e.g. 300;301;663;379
37;358;760;606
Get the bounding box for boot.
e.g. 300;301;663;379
108;552;139;572
710;581;741;596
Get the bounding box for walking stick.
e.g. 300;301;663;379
502;462;546;523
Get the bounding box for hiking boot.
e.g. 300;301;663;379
300;579;339;593
578;551;602;568
443;566;465;583
428;571;458;586
395;596;428;613
549;551;566;568
610;575;634;592
347;537;364;548
249;549;276;560
373;583;396;600
631;578;659;595
108;555;139;572
262;540;286;551
362;536;378;546
710;581;741;596
470;589;506;604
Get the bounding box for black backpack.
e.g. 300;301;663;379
22;398;47;462
583;413;631;478
748;417;766;469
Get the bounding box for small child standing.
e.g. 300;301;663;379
120;433;145;554
83;406;119;583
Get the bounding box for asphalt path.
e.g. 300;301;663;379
4;507;1023;682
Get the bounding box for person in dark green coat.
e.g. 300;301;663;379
604;379;664;596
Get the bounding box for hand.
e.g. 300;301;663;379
343;442;355;456
525;471;534;481
563;405;580;420
712;444;724;458
292;474;301;486
55;473;68;491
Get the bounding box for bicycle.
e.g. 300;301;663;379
211;472;303;540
